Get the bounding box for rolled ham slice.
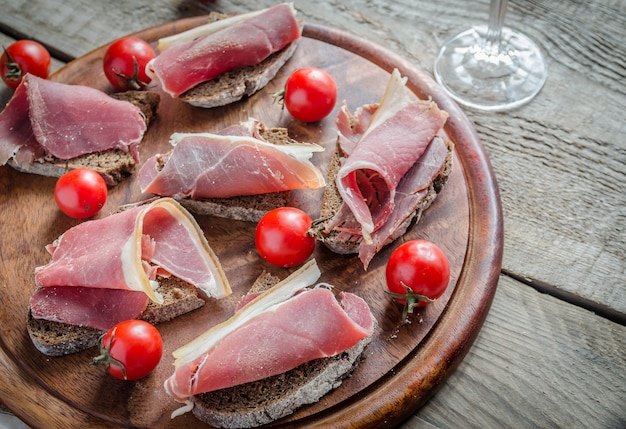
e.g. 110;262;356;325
164;260;375;405
138;120;325;199
0;74;146;166
34;198;231;304
334;69;449;244
148;3;301;97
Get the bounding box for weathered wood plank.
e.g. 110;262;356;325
401;275;626;429
1;0;623;314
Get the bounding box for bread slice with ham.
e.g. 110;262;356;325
27;198;231;356
310;69;455;269
164;259;376;428
138;118;326;222
148;3;302;108
0;74;159;186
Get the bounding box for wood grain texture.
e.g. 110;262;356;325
402;275;626;429
0;18;502;429
1;0;622;314
1;0;624;427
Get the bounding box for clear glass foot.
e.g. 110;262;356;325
434;25;548;111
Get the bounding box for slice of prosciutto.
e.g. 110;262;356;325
334;69;449;244
138;119;325;199
0;74;146;166
148;3;301;97
34;198;231;305
29;287;149;331
163;260;375;409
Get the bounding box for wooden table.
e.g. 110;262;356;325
0;0;624;428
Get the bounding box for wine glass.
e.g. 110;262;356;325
433;0;547;111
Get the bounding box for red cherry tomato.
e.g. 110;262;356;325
279;67;337;122
1;40;51;89
385;240;451;321
92;320;163;381
54;168;107;219
255;207;316;267
102;37;155;90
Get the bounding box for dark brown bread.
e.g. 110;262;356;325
176;126;313;222
188;272;375;428
180;40;300;108
27;276;204;357
8;90;160;186
311;137;455;254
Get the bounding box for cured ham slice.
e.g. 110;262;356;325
34;198;231;304
164;260;374;405
0;74;146;166
29;287;149;331
334;69;448;244
148;3;301;97
138;120;325;199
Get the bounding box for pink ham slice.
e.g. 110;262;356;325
334;69;448;244
164;260;375;403
138;120;325;199
34;198;231;305
0;74;146;166
148;3;301;97
29;287;149;331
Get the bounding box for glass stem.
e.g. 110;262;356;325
486;0;508;45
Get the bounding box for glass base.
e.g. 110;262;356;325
434;25;547;111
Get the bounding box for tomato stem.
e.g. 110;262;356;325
90;328;129;380
385;283;435;323
112;56;146;90
2;47;22;82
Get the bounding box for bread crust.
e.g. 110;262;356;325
8;91;160;187
311;137;455;254
174;126;313;221
27;276;204;357
187;272;375;428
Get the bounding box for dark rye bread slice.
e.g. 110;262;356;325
8;90;160;187
189;272;375;428
311;137;455;254
27;276;204;357
177;127;311;222
178;12;302;108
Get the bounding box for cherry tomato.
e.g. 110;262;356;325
1;40;51;89
92;320;163;381
102;37;155;90
54;168;107;219
255;207;316;267
279;67;337;122
385;240;451;321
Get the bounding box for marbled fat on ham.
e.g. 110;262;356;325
138;120;325;198
163;260;375;404
34;198;231;306
0;74;146;166
334;69;449;245
149;3;301;97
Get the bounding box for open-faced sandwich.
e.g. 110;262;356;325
27;198;231;356
163;259;375;428
137;118;326;222
148;3;302;108
0;74;159;186
310;68;454;269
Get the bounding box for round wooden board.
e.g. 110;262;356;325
0;18;503;429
